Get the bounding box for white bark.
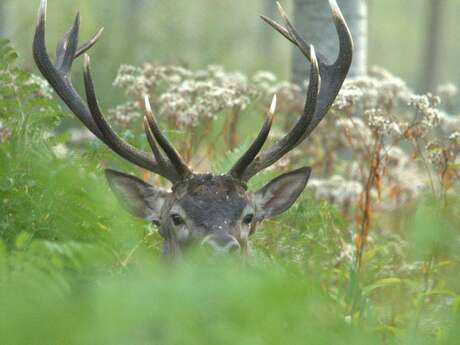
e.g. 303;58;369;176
259;0;278;53
0;0;6;37
419;0;447;92
291;0;367;84
122;0;146;60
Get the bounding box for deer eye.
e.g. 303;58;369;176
242;214;254;225
170;214;184;226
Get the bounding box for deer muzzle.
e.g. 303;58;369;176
201;233;241;254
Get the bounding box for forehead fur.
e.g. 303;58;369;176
174;174;248;228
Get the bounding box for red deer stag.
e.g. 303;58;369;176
33;0;352;258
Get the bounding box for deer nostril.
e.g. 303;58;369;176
227;241;240;253
201;235;240;254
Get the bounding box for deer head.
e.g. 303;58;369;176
33;0;352;258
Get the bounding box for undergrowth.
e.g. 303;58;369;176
0;41;459;345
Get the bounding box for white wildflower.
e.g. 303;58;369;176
436;83;458;99
336;117;373;147
309;176;363;206
68;128;96;145
334;82;364;110
252;71;277;85
52;144;69;159
366;109;401;137
108;102;142;127
26;74;53;99
437;111;460;133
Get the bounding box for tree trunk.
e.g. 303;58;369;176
259;0;278;54
0;0;6;38
122;0;145;60
291;0;367;85
419;0;446;93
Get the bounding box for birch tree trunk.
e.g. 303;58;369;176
0;0;6;38
291;0;367;85
419;0;446;92
122;0;145;60
259;0;278;54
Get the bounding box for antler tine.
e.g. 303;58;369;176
144;96;192;180
82;55;180;182
260;8;326;66
229;95;276;180
301;0;353;137
235;0;352;181
259;15;294;45
33;0;184;183
329;0;354;73
238;45;319;181
54;13;80;74
34;0;101;138
54;10;104;71
143;117;169;171
75;27;104;59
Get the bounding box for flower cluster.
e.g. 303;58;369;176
112;64;191;98
380;147;426;208
436;83;458;101
252;71;303;113
158;65;255;127
309;176;363;207
365;108;402;137
112;63;258;129
437;110;460;134
333;67;411;113
51;143;69;159
333;84;364;110
425;131;460;172
68;128;96;145
25;74;54;99
110;61;459;217
299;66;459;218
335;117;373;148
108;101;142;127
408;94;441;135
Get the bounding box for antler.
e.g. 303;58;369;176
33;0;189;183
229;0;353;181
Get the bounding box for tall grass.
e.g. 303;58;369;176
1;38;459;345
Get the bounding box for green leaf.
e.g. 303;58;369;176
363;277;403;295
453;296;460;313
15;232;34;250
3;51;18;65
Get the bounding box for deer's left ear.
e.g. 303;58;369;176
105;169;169;222
254;167;311;221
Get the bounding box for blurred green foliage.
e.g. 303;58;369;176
0;39;153;250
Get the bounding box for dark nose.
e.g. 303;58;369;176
201;234;241;254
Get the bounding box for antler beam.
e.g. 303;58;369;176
230;0;353;181
33;0;187;183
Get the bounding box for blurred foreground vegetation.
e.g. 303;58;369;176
1;23;460;345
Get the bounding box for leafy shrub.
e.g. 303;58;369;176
0;40;152;252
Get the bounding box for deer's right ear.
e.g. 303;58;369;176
104;169;169;222
253;167;311;221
